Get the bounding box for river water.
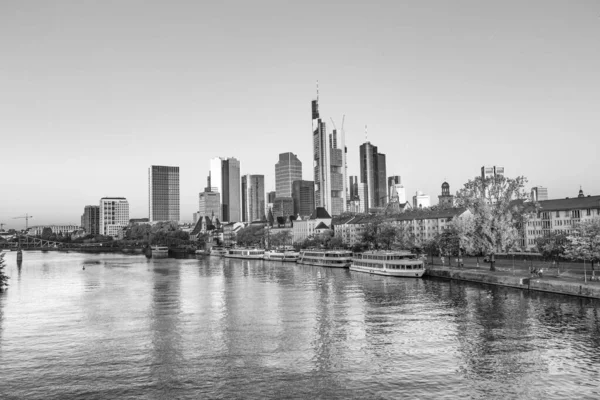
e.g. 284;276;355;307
0;252;599;399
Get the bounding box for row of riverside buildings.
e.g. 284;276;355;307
23;90;597;248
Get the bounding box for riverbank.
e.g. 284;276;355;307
427;265;600;299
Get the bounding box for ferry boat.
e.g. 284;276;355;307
209;247;228;257
350;251;426;278
263;250;299;262
297;249;353;268
151;245;169;256
223;248;265;259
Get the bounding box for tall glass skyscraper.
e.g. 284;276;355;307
149;165;180;222
275;152;302;198
311;89;346;216
359;142;386;210
242;174;265;222
210;157;241;222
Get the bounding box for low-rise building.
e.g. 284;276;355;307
27;225;81;236
524;189;600;249
292;207;332;243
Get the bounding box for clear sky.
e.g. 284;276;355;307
1;0;599;229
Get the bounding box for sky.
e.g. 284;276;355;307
1;0;599;229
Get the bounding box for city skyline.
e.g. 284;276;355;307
2;1;600;228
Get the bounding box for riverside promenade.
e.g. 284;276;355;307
426;256;600;299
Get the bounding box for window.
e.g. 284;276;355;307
556;211;560;217
586;209;591;216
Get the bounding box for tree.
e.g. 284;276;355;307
327;236;344;249
0;253;9;290
236;225;265;247
564;218;600;280
422;237;439;265
270;230;292;249
536;231;568;272
41;227;53;240
455;175;532;271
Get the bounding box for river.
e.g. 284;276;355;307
0;251;599;399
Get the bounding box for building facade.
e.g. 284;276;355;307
99;197;129;238
275;152;302;198
272;197;294;219
292;180;315;217
81;205;100;236
413;191;431;208
481;165;505;180
27;225;81;237
292;208;332;243
199;190;221;218
210;157;241;222
149;165;180;222
242;174;265;222
524;190;600;249
531;186;549;202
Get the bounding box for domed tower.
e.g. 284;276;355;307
438;181;455;208
578;186;585;198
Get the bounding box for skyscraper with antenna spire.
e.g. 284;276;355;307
311;83;346;216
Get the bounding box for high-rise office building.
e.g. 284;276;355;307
149;165;180;222
348;176;359;200
99;197;129;238
412;191;431;208
481;166;505;180
272;197;294;219
242;174;265;222
292;180;315;217
210;157;241;222
275;153;302;198
359;141;386;210
81;205;100;236
531;186;548;202
311;90;347;216
199;191;220;218
377;153;387;206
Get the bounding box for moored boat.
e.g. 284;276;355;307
264;250;299;262
350;250;425;277
297;249;352;268
224;248;265;259
209;247;228;257
151;245;169;256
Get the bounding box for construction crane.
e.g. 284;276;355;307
13;214;33;230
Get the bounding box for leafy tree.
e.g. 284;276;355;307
236;225;265;247
327;236;344;249
0;253;9;290
376;222;399;250
359;217;381;249
455;175;532;271
536;231;568;272
564;218;600;279
422;237;439;265
41;227;53;240
270;230;292;249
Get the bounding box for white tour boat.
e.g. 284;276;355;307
151;245;169;256
297;249;353;268
263;250;299;262
350;251;426;278
224;248;265;259
208;247;228;257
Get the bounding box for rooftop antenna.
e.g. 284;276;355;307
365;125;368;142
316;80;319;101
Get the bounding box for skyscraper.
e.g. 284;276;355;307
481;166;505;180
311;89;347;216
359;141;386;210
387;176;400;199
210;157;241;222
241;174;265;222
275;152;302;198
81;205;99;235
149;165;180;222
100;197;129;238
531;186;548;201
292;180;315;217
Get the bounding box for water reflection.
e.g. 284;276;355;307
0;253;600;399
